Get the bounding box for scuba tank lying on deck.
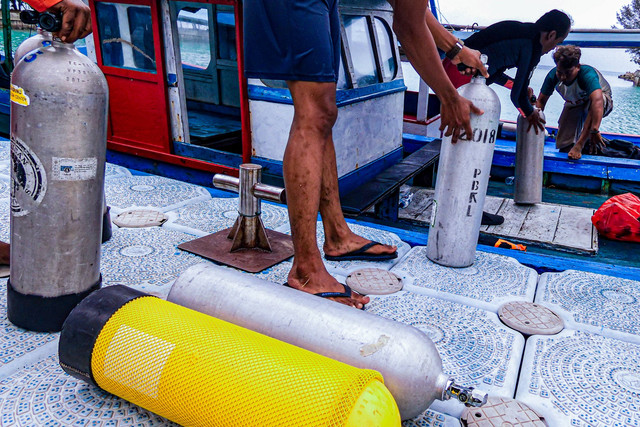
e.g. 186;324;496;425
514;110;545;204
426;55;501;268
59;285;401;427
168;263;488;420
8;36;109;331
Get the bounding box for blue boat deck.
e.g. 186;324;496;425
0;139;639;426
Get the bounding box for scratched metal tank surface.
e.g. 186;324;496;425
9;41;108;300
426;59;501;268
0;137;638;425
514;111;545;204
168;263;468;420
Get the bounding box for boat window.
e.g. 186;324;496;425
95;3;156;73
343;15;379;87
127;7;156;71
216;9;236;61
337;56;349;89
95;3;123;68
374;17;396;81
177;8;212;70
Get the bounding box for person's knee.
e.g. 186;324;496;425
295;100;338;137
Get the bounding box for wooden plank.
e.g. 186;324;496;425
486;198;529;236
553;206;597;251
515;203;562;244
399;189;434;221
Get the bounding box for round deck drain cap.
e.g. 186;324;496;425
461;396;546;426
113;209;168;228
498;301;563;335
345;268;402;295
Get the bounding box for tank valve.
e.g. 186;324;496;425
443;379;488;407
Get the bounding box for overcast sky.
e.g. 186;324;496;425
435;0;632;29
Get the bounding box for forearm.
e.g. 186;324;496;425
536;93;549;111
391;1;459;103
587;95;604;132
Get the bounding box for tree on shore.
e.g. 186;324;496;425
617;0;640;66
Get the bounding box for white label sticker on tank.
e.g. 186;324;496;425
10;136;47;217
52;157;97;181
10;84;30;106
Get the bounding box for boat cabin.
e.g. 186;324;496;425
83;0;405;185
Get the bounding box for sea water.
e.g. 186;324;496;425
403;47;640;136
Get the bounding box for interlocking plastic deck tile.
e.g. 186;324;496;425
391;246;538;311
366;291;524;418
0;280;57;373
0;354;178;426
104;175;211;212
168;197;290;236
516;330;640;426
536;270;640;344
276;220;410;275
0;195;9;242
403;409;461;426
105;163;133;179
100;227;212;295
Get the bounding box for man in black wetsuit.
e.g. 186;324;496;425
444;9;572;225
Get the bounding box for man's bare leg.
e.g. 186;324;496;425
318;132;397;258
568;115;594;160
285;80;369;308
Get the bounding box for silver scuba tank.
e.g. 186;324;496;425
514;111;545;204
426;55;501;267
13;28;52;64
168;263;487;420
8;40;109;332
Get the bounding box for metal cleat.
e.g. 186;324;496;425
178;164;294;273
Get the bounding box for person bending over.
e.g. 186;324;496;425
446;9;572;134
536;45;613;160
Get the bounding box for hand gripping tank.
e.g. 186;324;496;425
426;63;501;267
514;111;545;204
8;40;108;331
168;264;487;420
13;28;52;64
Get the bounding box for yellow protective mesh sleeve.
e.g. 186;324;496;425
91;296;385;427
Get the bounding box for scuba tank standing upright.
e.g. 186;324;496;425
514;110;545;204
426;55;501;267
8;38;109;331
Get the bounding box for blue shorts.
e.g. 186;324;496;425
243;0;341;82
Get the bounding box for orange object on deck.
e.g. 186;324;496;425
592;193;640;243
494;239;527;251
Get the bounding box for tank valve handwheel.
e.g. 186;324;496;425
443;379;488;407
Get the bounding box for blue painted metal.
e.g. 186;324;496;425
173;140;403;196
248;79;407;107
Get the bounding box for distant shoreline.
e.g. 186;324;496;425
618;70;640;87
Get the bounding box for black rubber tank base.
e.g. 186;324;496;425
102;206;112;244
7;276;102;333
59;285;150;386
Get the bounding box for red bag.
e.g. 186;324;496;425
591;193;640;243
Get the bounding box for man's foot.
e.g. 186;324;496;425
287;270;370;309
481;211;504;226
324;241;398;261
568;145;583;160
324;236;397;262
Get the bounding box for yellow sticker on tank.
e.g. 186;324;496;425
10;84;30;106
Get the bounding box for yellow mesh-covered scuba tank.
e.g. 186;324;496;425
59;285;400;427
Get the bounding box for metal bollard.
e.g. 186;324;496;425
178;164;293;273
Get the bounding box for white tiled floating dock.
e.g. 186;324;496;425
0;137;638;425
